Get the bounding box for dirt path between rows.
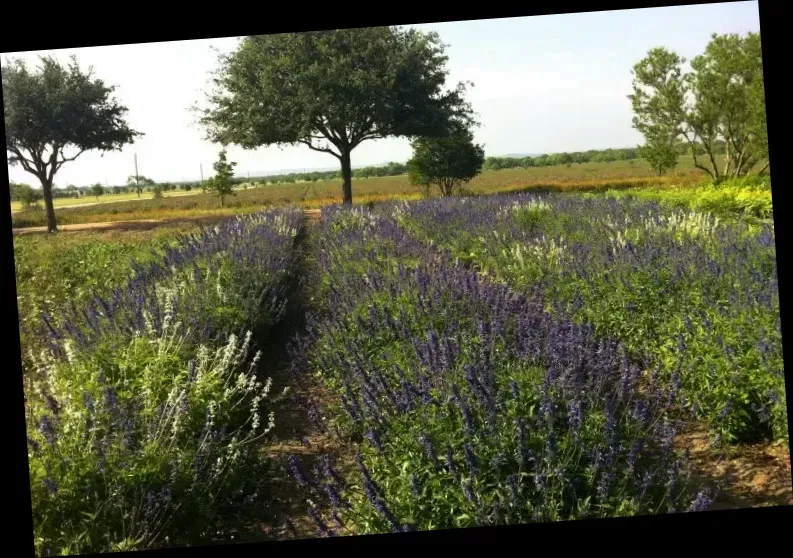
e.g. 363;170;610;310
11;209;323;235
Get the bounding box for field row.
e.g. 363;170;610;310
23;209;303;554
283;196;783;534
18;190;786;551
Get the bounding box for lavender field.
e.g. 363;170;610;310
19;192;788;553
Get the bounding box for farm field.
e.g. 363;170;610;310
9;188;206;213
6;12;782;554
17;182;789;554
10;157;717;229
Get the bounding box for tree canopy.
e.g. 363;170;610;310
407;124;485;197
198;26;474;204
207;149;237;207
90;183;105;200
629;32;767;182
3;55;141;231
127;174;155;198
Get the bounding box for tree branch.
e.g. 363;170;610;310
8;146;39;176
55;147;87;172
298;139;341;159
316;117;343;146
352;129;383;148
681;129;715;181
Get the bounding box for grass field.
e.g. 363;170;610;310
11;157;716;228
9;188;207;212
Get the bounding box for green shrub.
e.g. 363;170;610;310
26;323;276;555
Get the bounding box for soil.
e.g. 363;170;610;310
676;425;792;510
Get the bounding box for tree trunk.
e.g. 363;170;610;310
41;177;57;233
221;195;224;208
340;149;353;205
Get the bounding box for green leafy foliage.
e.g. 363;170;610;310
397;193;784;445
199;26;474;204
3;55;141;231
629;33;767;182
207;150;237;207
407;125;485;197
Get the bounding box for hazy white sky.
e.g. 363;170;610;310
3;2;760;187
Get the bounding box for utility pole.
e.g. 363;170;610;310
134;154;140;197
200;163;204;183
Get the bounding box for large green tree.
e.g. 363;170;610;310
629;32;768;182
198;26;474;205
407;124;484;197
3;55;141;231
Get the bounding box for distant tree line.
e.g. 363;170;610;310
9;139;733;206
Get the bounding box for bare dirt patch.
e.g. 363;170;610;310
676;424;792;510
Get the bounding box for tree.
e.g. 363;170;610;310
638;130;680;176
629;33;767;182
62;184;77;199
407;124;484;197
90;183;104;201
207;149;236;207
3;55;141;232
126;174;154;197
199;27;474;205
16;184;42;209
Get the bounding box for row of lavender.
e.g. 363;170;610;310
387;194;785;446
286;206;706;537
25;208;303;555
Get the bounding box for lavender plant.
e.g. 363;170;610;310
287;207;702;536
22;207;301;554
391;194;785;445
26;321;276;555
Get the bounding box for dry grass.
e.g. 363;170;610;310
11;159;712;229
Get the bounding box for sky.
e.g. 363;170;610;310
3;2;761;188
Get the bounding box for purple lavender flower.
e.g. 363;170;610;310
39;415;57;446
308;505;335;537
410;473;421;497
718;399;733;421
462;479;476;503
286;455;310;488
324;482;345;510
419;434;440;471
456;395;475;436
509;380;520;400
688;489;713;513
358;458;401;532
464;443;479;477
43;393;61;416
366;430;384;453
27;437;42;456
506;474;521;506
43;478;59;494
